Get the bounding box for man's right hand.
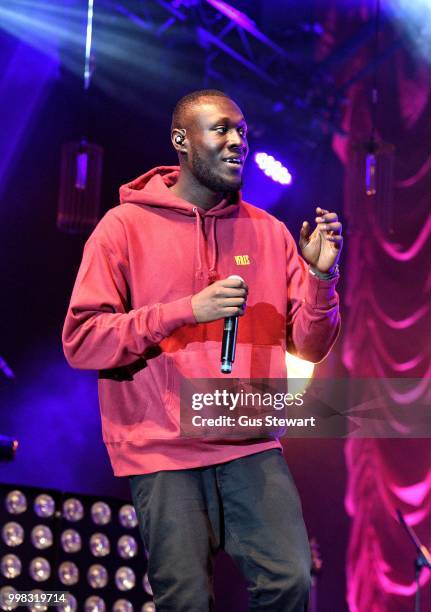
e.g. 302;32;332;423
191;277;248;323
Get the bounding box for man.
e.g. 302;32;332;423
63;89;342;611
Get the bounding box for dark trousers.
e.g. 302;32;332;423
129;449;311;612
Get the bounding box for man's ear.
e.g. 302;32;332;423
171;129;187;154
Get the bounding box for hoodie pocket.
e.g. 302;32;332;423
165;342;287;415
99;351;180;442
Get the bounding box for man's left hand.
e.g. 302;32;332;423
299;207;343;274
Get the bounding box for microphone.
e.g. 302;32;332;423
221;275;245;374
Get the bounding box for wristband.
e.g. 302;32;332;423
309;264;339;280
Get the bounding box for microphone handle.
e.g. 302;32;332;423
221;316;238;374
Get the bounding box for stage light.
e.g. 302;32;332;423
142;603;156;612
115;566;136;591
0;485;154;609
1;554;22;579
286;351;315;380
143;572;153;596
63;498;84;522
90;532;110;557
29;557;50;582
58;561;79;585
118;505;138;529
30;525;53;549
91;501;111;525
254;152;293;185
0;586;18;610
5;490;27;514
57;592;77;612
285;351;315;398
385;0;431;64
61;528;82;553
87;564;109;588
28;589;47;612
117;535;138;559
84;596;106;612
2;522;24;547
33;494;55;518
112;600;133;612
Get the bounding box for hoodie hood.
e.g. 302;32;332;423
120;166;243;283
119;165;241;218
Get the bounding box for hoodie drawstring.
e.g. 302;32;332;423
193;208;203;280
208;216;218;281
193;208;218;283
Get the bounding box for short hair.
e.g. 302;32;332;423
171;89;230;132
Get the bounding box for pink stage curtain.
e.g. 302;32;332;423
317;4;431;610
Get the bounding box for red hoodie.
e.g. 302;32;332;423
62;167;340;476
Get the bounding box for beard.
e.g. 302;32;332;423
190;145;242;193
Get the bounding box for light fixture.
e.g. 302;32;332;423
63;498;84;522
118;505;138;529
115;566;136;591
1;554;22;579
61;528;82;553
29;557;51;582
5;490;27;514
112;600;133;612
33;494;55;518
0;586;18;611
57;592;77;612
58;561;79;586
89;532;110;557
28;590;48;612
254;152;292;185
87;564;109;589
117;535;138;559
84;596;106;612
91;502;111;525
2;522;24;547
30;525;53;550
0;484;154;609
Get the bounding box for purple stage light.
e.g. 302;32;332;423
254;152;292;185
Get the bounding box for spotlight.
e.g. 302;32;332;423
117;535;138;559
112;600;133;612
118;505;138;529
5;490;27;514
58;560;79;585
2;522;24;547
254;152;292;185
84;596;106;612
87;564;109;588
115;566;136;591
0;485;154;609
29;557;51;582
33;494;55;518
0;586;18;611
1;554;22;579
142;604;156;612
89;532;110;557
61;528;82;553
57;592;77;612
286;352;315;380
30;525;53;549
63;498;84;522
28;589;48;612
91;501;111;525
